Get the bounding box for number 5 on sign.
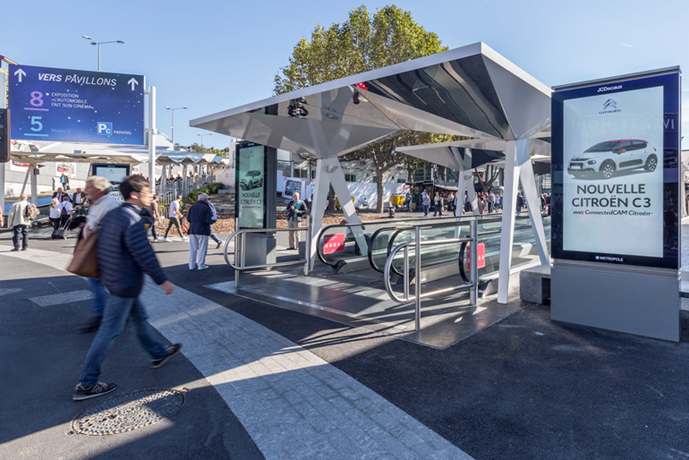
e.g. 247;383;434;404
30;116;43;132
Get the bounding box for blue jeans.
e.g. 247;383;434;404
423;205;429;216
12;225;29;249
85;277;108;318
78;295;166;387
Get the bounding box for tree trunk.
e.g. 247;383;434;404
376;169;385;213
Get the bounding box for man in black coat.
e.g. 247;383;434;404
187;193;214;270
72;175;181;401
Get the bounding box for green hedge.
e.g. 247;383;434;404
183;183;224;206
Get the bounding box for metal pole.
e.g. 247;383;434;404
171;109;175;147
30;166;37;205
148;86;156;194
304;215;312;275
234;218;240;287
20;168;30;195
470;220;478;305
403;246;409;301
414;225;421;332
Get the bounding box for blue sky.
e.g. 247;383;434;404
2;0;687;148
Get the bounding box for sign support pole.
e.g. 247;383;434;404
0;74;6;215
148;86;156;193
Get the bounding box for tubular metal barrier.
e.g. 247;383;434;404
383;220;479;332
224;221;310;288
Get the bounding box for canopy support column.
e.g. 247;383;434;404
451;147;479;216
520;155;550;265
497;139;527;303
308;156;365;271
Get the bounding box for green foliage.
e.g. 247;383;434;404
182;183;224;207
273;5;447;95
274;5;455;212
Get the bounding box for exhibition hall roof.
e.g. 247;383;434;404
191;42;552;160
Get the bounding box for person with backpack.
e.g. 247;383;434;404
286;192;308;250
59;195;73;229
7;194;33;251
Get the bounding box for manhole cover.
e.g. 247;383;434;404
70;388;185;436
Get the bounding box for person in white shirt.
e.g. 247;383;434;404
72;188;85;206
49;198;62;230
163;195;188;242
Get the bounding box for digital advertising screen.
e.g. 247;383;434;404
8;64;144;145
552;70;681;269
92;163;131;185
236;143;265;229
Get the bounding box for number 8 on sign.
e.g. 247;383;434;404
30;91;44;107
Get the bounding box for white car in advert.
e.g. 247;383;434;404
568;139;658;179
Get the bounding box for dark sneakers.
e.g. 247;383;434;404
73;381;117;401
151;343;182;369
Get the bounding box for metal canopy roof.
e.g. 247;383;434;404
191;42;552;159
396;138;551;171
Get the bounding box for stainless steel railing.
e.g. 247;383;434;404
224;219;311;288
383;220;478;332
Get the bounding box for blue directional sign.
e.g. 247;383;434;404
8;64;145;145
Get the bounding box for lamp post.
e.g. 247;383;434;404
82;36;124;72
165;106;187;150
197;133;212;149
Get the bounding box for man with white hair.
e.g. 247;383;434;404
80;176;120;333
7;194;31;251
186;193;214;270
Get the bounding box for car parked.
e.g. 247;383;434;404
568;139;658;179
240;170;264;190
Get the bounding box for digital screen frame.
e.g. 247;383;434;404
236;142;267;229
91;163;131;185
8;64;145;145
551;70;681;269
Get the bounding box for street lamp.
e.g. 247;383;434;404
197;133;212;149
82;35;124;72
165;106;187;149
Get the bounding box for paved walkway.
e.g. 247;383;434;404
3;246;472;460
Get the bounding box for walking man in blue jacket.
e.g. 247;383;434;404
73;175;181;401
187;193;214;270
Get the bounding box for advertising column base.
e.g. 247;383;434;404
552;260;680;342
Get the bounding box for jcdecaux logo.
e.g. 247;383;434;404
97;122;112;136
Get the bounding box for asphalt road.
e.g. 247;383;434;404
2;226;689;459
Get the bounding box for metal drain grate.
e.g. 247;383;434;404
70;388;185;436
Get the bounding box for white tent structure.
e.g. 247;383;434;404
2;137;228;210
191;42;552;303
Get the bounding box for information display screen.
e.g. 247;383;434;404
92;163;130;185
236;143;266;229
8;64;144;145
552;71;681;269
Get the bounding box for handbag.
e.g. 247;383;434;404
67;227;99;278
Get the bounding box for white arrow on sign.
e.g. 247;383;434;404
128;78;139;91
14;68;26;83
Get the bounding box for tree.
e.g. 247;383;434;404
474;164;502;192
274;5;451;211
